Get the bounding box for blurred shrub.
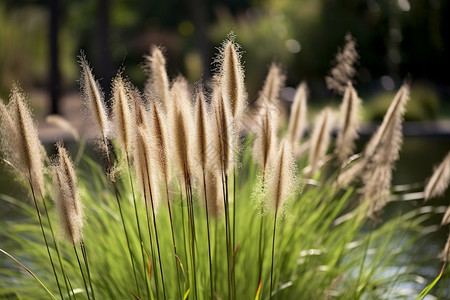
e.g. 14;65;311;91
366;84;440;121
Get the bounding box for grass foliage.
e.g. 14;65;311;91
0;35;449;300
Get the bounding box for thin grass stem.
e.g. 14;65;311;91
126;157;150;297
165;182;182;299
0;249;58;300
102;139;141;296
269;211;278;300
202;172;214;299
27;174;64;300
39;192;73;299
80;241;95;300
73;243;91;300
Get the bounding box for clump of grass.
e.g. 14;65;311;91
1;35;449;300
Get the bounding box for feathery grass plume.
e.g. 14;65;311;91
111;74;135;157
212;83;234;175
252;104;277;171
441;207;450;225
268;139;296;299
325;33;359;95
205;170;225;218
337;85;409;188
130;88;147;127
134;126;160;211
46;115;80;141
287;82;308;146
147;100;170;187
440;234;450;262
79;54;110;144
193;86;212;177
254;63;286;130
0;99;22;172
334;82;361;163
144;46;171;110
266;139;296;214
6;85;46;196
170;76;195;181
217;35;247;118
362;85;410;218
258;63;285;107
52;143;83;244
307;107;334;176
364;85;409;160
424;150;450;201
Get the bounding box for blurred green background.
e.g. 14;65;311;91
0;0;448;120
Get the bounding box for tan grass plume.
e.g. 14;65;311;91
112;75;135;157
440;234;450;262
335;82;361;163
53;143;83;244
4;85;46;196
337;84;409;189
252;104;277;172
325;34;359;95
362;85;410;218
193;86;212;177
266;139;296;215
205;170;225;218
424;150;450;201
308;108;333;175
134;126;160;210
287;82;308;146
144;46;171;110
212;84;234;175
147;101;171;186
79;54;110;143
170;77;194;182
217;36;247;118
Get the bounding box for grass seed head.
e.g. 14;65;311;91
325;33;359;95
335;82;361;163
193;86;212;177
112;75;135;157
79;53;110;144
144;46;171;111
252;104;277;171
287;82;308;146
53;143;83;244
8;85;46;196
217;36;247;119
308;107;333;176
266;139;296;215
424;150;450;201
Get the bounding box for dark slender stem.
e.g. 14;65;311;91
355;222;374;297
143;188;160;300
40;192;73;299
221;171;232;300
165;182;182;299
73;244;91;300
203;172;214;299
185;172;198;300
103;140;141;296
127;157;150;297
232;169;237;298
257;170;266;297
144;163;167;300
269;211;278;300
80;241;95;300
27;176;64;300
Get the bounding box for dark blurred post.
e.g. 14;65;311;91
98;0;112;100
49;0;60;114
191;0;211;80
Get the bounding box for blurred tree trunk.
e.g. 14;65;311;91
191;0;211;80
97;0;112;101
49;0;59;114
